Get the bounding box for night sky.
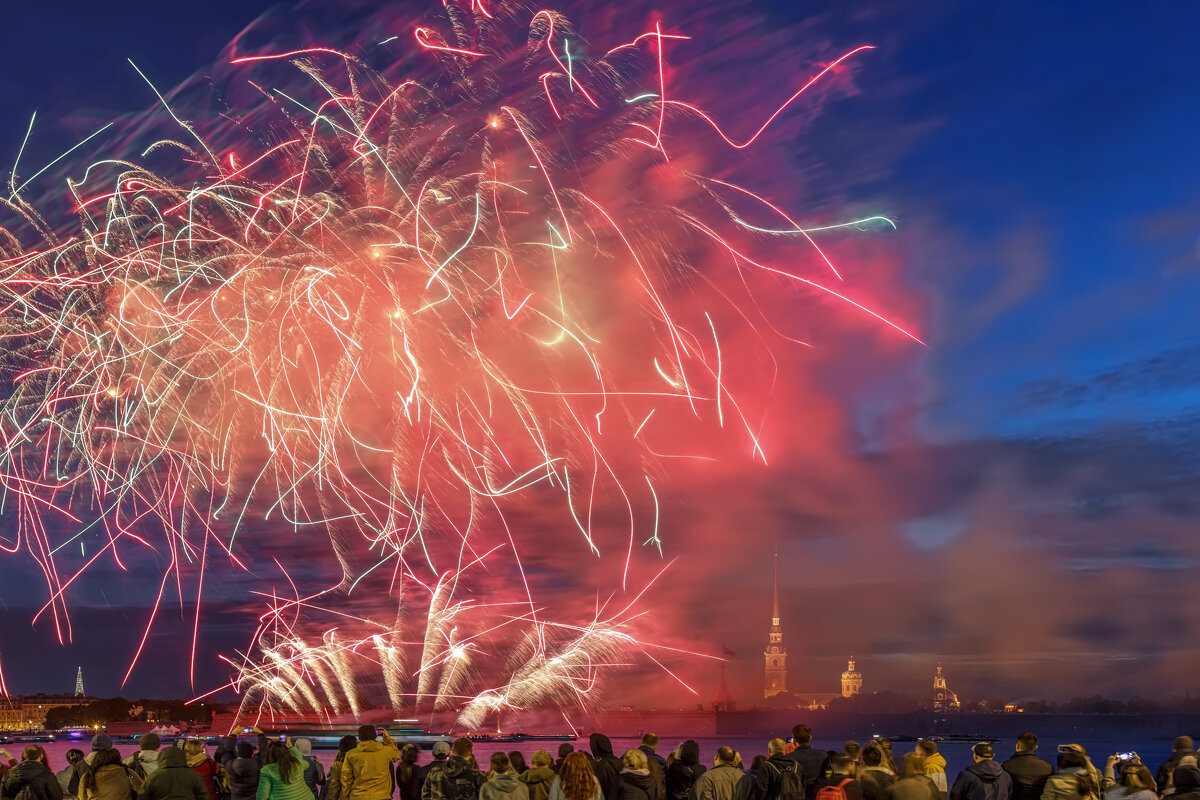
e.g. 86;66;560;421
1;0;1199;710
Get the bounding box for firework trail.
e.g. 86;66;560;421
0;0;918;723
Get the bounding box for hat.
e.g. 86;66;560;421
295;739;312;757
973;742;995;759
432;741;451;757
92;734;113;751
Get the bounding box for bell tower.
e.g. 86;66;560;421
841;657;862;697
763;553;788;698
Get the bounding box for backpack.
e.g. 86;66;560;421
814;779;852;800
122;761;147;798
770;762;805;800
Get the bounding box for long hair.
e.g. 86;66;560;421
265;741;298;784
82;749;124;793
559;752;597;800
1121;766;1156;795
901;753;926;779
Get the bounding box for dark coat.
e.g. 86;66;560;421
226;759;260;800
666;744;705;800
1000;754;1051;800
858;770;895;800
395;760;420;800
755;756;800;800
2;761;64;800
139;750;209;800
785;748;828;799
617;772;658;800
590;737;624;800
948;761;1012;800
889;776;938;800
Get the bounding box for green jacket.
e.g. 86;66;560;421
255;749;312;800
139;750;208;800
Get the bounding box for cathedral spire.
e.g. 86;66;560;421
74;667;85;697
764;551;787;698
772;550;780;622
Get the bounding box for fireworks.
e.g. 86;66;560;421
0;0;918;724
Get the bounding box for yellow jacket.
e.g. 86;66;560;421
342;740;400;800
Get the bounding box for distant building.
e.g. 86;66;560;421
763;553;787;698
75;667;86;697
0;693;91;731
922;663;961;712
841;657;863;698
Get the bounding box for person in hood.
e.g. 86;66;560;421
482;754;528;800
1157;740;1195;797
949;744;1012;800
689;747;749;800
755;740;799;800
214;741;238;770
549;754;602;800
917;742;948;800
519;752;555;800
394;745;420;800
589;736;623;800
293;741;324;800
889;754;938;800
613;751;657;800
666;743;704;800
1171;768;1200;800
324;738;357;800
421;738;483;800
858;746;895;800
1;746;62;800
341;727;400;800
1003;736;1052;800
1042;751;1098;800
139;748;208;800
225;744;260;800
127;736;163;780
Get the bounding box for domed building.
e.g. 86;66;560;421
841;657;862;698
920;663;961;712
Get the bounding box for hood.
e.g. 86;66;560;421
488;775;525;796
621;771;655;789
590;734;615;759
356;741;385;754
679;741;700;767
446;757;476;778
160;749;188;769
186;752;211;768
968;761;1005;783
924;754;946;771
